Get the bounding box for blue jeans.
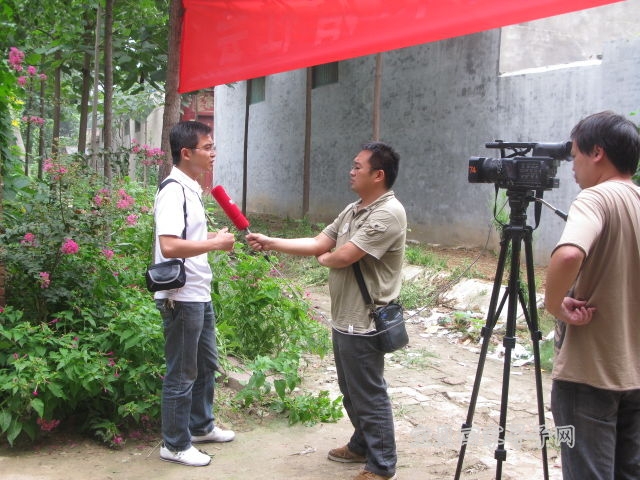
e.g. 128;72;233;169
551;380;640;479
332;329;397;477
155;300;219;451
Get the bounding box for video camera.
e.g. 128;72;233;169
468;141;572;190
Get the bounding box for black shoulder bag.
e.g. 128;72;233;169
352;262;408;353
145;179;187;292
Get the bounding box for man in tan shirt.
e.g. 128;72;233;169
545;111;640;479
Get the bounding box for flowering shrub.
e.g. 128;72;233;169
0;117;335;445
0;154;162;446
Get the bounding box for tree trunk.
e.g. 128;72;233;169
51;52;62;160
38;70;46;179
78;50;91;155
103;0;114;182
90;4;102;171
159;0;184;184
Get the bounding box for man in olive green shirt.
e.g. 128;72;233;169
247;142;406;480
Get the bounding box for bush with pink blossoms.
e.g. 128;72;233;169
0;158;163;448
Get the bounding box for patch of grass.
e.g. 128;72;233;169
405;245;448;270
537;308;556;336
539;339;554;372
249;214;325;239
280;255;329;288
393;347;438;369
399;281;438;310
438;311;485;342
450;263;490;281
537;309;557;372
233;213;329;288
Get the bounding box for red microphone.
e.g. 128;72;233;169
211;185;251;232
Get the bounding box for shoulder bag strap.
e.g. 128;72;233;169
153;179;187;263
352;262;374;310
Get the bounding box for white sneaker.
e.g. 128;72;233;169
191;425;236;443
160;445;211;466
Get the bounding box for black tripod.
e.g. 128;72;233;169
454;189;549;480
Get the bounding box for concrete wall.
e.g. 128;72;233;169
213;7;640;265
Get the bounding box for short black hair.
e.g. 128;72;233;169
361;141;400;189
169;121;212;165
571;111;640;175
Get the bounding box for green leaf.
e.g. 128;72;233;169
274;379;286;400
30;398;45;417
46;382;66;399
0;410;12;433
7;419;22;446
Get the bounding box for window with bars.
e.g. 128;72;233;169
249;77;266;104
312;62;339;88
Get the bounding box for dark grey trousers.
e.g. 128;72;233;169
332;329;397;477
551;379;640;480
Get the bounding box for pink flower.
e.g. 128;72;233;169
43;159;67;179
8;47;24;70
21;232;37;246
48;318;60;325
39;272;51;289
116;190;135;209
60;238;79;255
101;249;114;260
39;73;47;80
17;76;27;86
125;214;138;226
37;418;61;432
27;65;37;75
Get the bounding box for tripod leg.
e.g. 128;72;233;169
454;234;510;480
521;229;550;480
494;227;523;479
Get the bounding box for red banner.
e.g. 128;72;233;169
180;0;621;93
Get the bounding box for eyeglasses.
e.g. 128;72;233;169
350;164;378;172
190;144;216;153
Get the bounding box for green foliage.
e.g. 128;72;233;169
405;245;448;270
439;311;485;342
399;280;438;310
234;351;343;426
211;248;331;361
207;230;339;427
0;156;339;446
0;52;23;201
0;156;162;446
230;215;329;289
1;157;153;321
275;390;344;426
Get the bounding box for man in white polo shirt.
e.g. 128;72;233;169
154;121;235;467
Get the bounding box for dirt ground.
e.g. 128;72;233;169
0;247;559;480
